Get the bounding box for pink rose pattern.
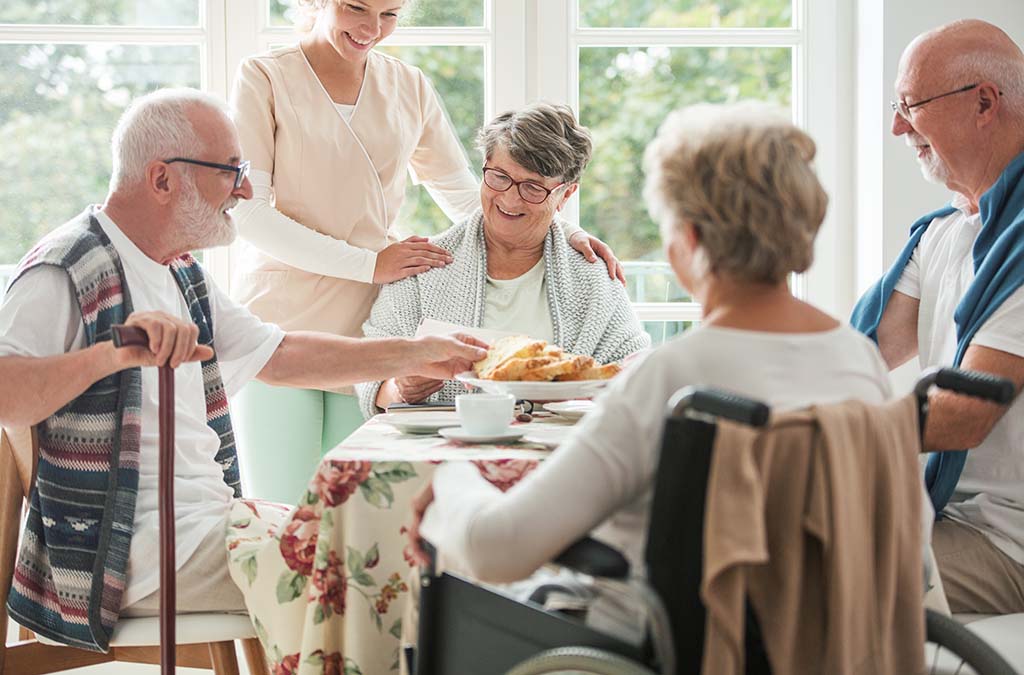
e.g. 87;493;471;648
310;650;345;675
311;460;373;507
279;506;319;576
311;550;348;617
472;458;539;492
273;652;300;675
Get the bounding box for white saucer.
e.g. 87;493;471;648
378;412;461;435
438;426;526;444
543;400;596;420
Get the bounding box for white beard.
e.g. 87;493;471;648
918;152;951;185
175;172;237;250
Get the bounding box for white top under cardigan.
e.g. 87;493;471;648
421;324;894;582
355;210;649;418
0;209;284;606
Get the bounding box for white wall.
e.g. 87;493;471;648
852;1;1024;391
856;0;1024;301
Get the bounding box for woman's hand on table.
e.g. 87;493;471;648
372;236;453;284
405;482;435;567
568;231;626;285
394;375;445;403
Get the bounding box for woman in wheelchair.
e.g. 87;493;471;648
407;103;897;666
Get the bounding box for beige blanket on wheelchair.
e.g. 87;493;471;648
701;396;925;675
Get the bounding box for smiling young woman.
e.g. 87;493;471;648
227;0;622;502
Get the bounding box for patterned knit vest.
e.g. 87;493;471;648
5;210;241;652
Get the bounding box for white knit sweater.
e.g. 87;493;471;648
355;209;650;418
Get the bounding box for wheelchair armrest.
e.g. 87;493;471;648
553;537;630;579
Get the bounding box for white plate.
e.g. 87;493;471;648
438;426;527;444
455;372;607;402
543;400;596;420
522;426;574;449
378;412;461;434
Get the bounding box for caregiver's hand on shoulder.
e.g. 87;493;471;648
407;333;489;381
112;311;213;370
568;231;626;285
372;236;453;284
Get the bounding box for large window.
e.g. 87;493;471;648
2;0;842;343
0;1;210;287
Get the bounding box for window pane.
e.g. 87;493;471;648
379;45;485;236
643;320;698;347
579;0;791;28
624;262;692;304
579;46;791;300
270;0;484;28
0;0;198;26
0;43;201;264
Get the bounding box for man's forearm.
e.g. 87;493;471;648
0;344;120;428
258;332;417;389
923;388;1011;452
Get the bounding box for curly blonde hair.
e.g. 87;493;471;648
643;103;828;284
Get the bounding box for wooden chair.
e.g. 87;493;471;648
0;426;271;675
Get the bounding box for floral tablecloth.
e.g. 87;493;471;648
226;414;576;675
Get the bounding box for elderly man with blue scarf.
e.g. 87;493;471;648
852;19;1024;615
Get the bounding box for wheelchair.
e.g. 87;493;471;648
410;367;1019;675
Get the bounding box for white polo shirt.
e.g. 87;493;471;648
0;209;284;606
894;194;1024;565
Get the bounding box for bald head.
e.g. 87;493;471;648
892;20;1024;204
898;20;1024;111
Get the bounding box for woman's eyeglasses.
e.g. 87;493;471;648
482;167;565;205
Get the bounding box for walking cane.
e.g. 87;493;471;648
112;324;177;674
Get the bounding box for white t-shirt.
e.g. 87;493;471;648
422;323;894;581
334;102;355;123
481;258;555;343
0;210;285;606
894;196;1024;565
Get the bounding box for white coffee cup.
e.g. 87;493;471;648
456;393;515;435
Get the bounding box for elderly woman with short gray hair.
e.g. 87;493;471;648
356;102;649;416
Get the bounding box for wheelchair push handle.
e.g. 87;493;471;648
667;387;770;428
916;367;1016;404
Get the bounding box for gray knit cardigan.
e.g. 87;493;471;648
355;209;650;418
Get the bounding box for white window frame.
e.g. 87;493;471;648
2;0;851;319
0;0;229;283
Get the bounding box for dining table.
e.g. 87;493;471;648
228;408;582;675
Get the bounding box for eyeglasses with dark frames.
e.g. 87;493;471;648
890;82;1001;121
164;157;251;189
482;167;566;205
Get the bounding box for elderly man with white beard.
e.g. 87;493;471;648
0;88;486;651
852;19;1024;614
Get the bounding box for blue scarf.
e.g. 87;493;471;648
851;151;1024;513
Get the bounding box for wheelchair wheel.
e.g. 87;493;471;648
925;609;1017;675
504;646;658;675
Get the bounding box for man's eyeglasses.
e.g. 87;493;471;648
890;83;996;121
164;157;251;189
482;167;565;205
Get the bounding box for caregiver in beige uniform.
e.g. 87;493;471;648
229;0;622;502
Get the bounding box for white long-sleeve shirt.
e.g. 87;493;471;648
421;324;893;583
231;166;481;284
